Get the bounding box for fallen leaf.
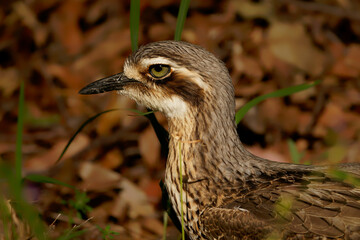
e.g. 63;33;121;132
112;178;155;220
49;0;84;55
268;21;325;75
138;126;161;169
0;68;20;97
100;148;123;169
235;0;273;19
25;133;89;172
78;162;122;191
141;217;163;235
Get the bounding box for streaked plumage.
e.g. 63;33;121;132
80;41;360;239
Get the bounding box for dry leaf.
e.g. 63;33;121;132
268;21;325;75
0;68;20;97
25;133;89;172
100;148;123;169
49;0;84;55
78;162;121;191
141;217;164;235
95;96;123;135
235;0;273;19
138;126;161;169
112;178;155;220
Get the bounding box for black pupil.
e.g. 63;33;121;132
154;65;163;72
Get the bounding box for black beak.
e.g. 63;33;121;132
79;72;137;95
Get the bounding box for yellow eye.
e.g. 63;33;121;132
149;64;171;78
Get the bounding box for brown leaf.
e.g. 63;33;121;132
78;162;121;191
112;178;155;220
47;64;84;89
141;217;164;235
49;0;84;55
99;148;123;169
332;44;360;77
12;2;48;46
268;22;325;75
232;52;263;81
138;126;161;169
148;23;173;41
140;178;162;203
25;133;89;172
235;0;273;19
0;68;20;97
73;29;131;72
345;44;360;70
95;95;133;135
318;102;346;129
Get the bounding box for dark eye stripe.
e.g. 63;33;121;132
158;72;204;107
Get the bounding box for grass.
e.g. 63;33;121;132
96;225;120;240
1;80;97;239
2;4;162;237
15;81;25;193
55;109;119;165
235;80;321;124
4;2;345;240
287;139;303;164
174;0;191;41
130;0;140;52
162;212;169;240
3;81;47;240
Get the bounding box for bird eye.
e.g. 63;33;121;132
149;64;171;78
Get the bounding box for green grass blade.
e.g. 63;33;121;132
55;109;118;165
287;139;303;164
162;211;168;240
235;80;321;124
126;108;156;116
174;0;191;40
15;81;25;190
57;229;87;240
0;162;47;240
130;0;140;51
25;174;76;190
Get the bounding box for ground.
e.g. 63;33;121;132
0;0;360;239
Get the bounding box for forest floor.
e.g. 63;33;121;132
1;0;360;239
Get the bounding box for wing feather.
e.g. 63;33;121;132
200;173;360;239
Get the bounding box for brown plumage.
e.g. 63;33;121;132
80;41;360;239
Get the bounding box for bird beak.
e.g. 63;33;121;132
79;72;136;95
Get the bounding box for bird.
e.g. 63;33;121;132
79;41;360;239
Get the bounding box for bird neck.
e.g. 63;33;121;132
164;106;257;235
166;106;254;188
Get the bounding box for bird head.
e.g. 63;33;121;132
79;41;235;119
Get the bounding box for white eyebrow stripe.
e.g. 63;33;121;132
140;57;209;91
172;67;209;91
140;57;180;68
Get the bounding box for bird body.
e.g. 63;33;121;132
80;41;360;239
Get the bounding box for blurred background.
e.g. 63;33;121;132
1;0;360;239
